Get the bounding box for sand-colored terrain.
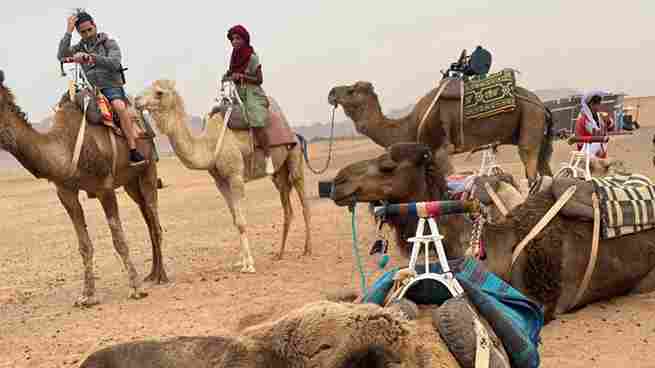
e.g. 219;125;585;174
1;128;654;367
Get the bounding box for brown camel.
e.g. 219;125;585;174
330;142;523;259
135;80;311;273
78;300;461;368
0;71;167;307
328;81;554;184
329;142;655;323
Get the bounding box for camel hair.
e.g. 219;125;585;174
0;70;167;307
135;79;311;273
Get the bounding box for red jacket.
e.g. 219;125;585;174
575;113;614;158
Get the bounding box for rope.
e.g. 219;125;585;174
299;106;337;175
349;203;367;294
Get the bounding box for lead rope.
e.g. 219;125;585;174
302;106;337;175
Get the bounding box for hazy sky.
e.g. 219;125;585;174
1;1;654;126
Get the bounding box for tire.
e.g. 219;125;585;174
433;297;511;368
387;297;419;320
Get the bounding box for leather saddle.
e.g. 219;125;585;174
68;89;147;138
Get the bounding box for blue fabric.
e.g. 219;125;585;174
364;257;544;368
100;87;128;102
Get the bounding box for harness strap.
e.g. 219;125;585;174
570;193;600;310
108;129;117;177
459;80;465;148
417;79;452;142
483;182;509;217
214;106;232;159
511;185;577;268
71;97;89;175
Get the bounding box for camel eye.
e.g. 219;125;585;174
155;90;164;98
379;160;396;173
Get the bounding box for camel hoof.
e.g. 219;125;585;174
144;270;169;284
128;289;149;300
240;265;256;273
73;295;100;308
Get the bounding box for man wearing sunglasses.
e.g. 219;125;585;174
57;10;146;166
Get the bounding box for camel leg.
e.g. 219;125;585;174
288;149;312;256
56;186;100;307
97;191;148;300
123;178;168;284
271;165;294;260
517;145;539;185
213;174;255;273
631;267;655;294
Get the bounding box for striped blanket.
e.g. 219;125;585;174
591;174;655;239
363;258;543;368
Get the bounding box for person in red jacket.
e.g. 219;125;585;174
575;92;614;158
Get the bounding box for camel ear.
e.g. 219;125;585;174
389;143;432;165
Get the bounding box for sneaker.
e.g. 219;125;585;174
129;150;146;167
265;156;275;175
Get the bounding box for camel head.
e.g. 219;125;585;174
331;142;447;207
0;71;24;151
134;79;181;134
328;81;380;126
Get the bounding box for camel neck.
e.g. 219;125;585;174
1;111;69;179
351;97;416;148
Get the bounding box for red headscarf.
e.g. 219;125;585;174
227;25;254;75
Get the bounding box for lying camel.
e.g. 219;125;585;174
330;143;655;323
77;301;462;368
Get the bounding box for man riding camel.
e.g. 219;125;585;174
57;10;146;166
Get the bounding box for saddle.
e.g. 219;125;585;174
540;174;655;238
70;89;125;137
209;96;297;149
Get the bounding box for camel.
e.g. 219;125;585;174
329;142;523;258
0;70;166;307
328;80;554;184
135;80;311;273
329;142;655;323
78;300;462;367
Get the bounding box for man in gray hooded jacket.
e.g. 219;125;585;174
57;10;145;166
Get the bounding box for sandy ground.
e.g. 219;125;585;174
0;128;654;368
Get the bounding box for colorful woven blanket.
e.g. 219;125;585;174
363;258;543;368
463;69;517;120
591;174;655;239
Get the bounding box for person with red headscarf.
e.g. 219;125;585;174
574;92;615;159
222;25;274;175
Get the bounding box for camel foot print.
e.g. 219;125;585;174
303;249;312;257
73;295;100;308
128;289;149;300
272;253;283;261
144;270;169;284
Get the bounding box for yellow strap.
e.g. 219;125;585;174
511;185;577;268
71;97;89;175
571;193;601;309
417;79;452;142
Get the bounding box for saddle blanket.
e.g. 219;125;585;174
463;69;517;120
363;258;543;368
591;173;655;239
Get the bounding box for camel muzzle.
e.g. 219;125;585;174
318;180;335;199
327;88;339;106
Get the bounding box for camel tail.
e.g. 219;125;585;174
538;108;554;176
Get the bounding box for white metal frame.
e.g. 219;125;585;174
394;216;464;300
477;147;503;177
554;142;594;181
